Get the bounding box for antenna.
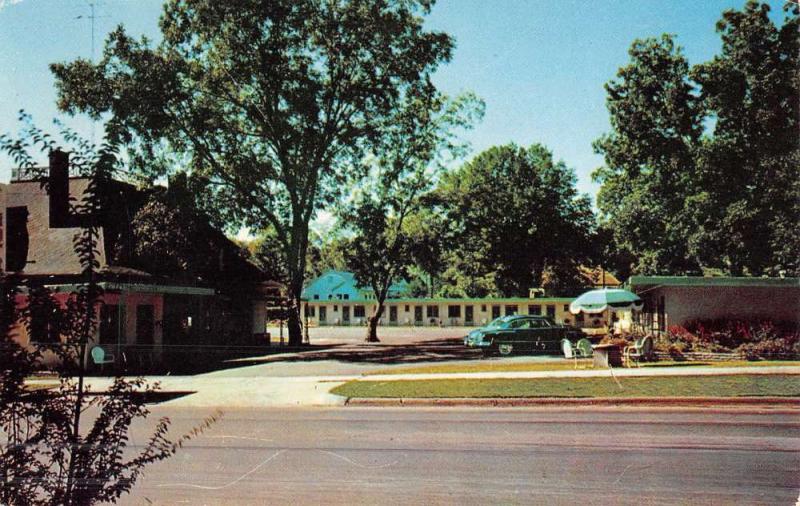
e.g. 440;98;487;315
75;1;109;144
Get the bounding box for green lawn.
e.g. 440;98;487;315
366;360;800;376
332;374;800;399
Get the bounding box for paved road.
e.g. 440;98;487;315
120;406;800;505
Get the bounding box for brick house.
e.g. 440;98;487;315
0;151;273;369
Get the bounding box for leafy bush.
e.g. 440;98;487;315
662;319;800;359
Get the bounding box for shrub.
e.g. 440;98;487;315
662;319;800;359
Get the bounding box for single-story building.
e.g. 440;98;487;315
302;270;616;330
625;276;800;334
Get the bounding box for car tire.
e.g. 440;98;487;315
498;344;513;356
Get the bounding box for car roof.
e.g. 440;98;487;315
505;315;549;320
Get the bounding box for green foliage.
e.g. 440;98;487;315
50;0;456;344
0;121;218;505
437;143;596;297
594;2;799;276
339;91;482;340
592;34;702;276
689;1;799;276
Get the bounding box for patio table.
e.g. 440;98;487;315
592;343;623;368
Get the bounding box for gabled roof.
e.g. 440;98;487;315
303;270;409;298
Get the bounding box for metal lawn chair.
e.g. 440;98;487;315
562;338;592;369
91;346;115;372
624;336;653;367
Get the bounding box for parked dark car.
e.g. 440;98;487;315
464;315;586;355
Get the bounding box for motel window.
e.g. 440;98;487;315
306;305;316;317
505;305;518;316
528;305;541;315
427;306;439;318
481;304;487;312
448;305;461;318
405;305;410;312
563;304;569;312
354;305;366;318
546;305;556;318
333;305;338;312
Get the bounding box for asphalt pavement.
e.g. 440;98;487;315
119;406;800;505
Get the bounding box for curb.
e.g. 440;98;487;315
345;396;800;409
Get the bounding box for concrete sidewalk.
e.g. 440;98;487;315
26;364;800;408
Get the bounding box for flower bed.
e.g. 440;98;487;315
658;319;800;360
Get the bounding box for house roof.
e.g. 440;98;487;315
303;270;409;298
628;276;800;289
579;266;621;287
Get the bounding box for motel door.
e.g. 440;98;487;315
136;305;155;347
342;306;350;323
465;305;474;324
318;306;327;322
389;306;398;323
414;306;423;323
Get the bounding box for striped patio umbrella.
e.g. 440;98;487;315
569;288;643;315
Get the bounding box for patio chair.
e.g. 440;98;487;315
562;339;592;369
575;338;593;359
91;346;115;372
624;336;654;367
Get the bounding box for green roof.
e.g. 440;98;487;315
628;276;800;289
309;296;575;304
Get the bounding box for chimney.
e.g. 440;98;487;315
48;149;70;228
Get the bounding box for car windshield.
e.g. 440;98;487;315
485;316;512;329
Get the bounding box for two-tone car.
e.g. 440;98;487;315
464;315;586;356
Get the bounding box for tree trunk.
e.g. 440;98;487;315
287;298;303;346
365;302;385;343
286;272;305;347
286;217;310;347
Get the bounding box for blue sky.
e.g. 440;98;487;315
0;0;788;201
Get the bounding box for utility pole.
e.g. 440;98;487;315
76;2;107;144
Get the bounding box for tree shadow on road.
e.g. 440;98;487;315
225;338;485;367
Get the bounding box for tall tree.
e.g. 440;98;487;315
592;34;703;275
438;143;596;297
50;0;454;345
404;207;450;297
690;1;799;275
342;91;482;342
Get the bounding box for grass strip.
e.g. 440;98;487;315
366;360;800;376
332;374;800;399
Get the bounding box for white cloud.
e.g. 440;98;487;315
0;0;23;11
